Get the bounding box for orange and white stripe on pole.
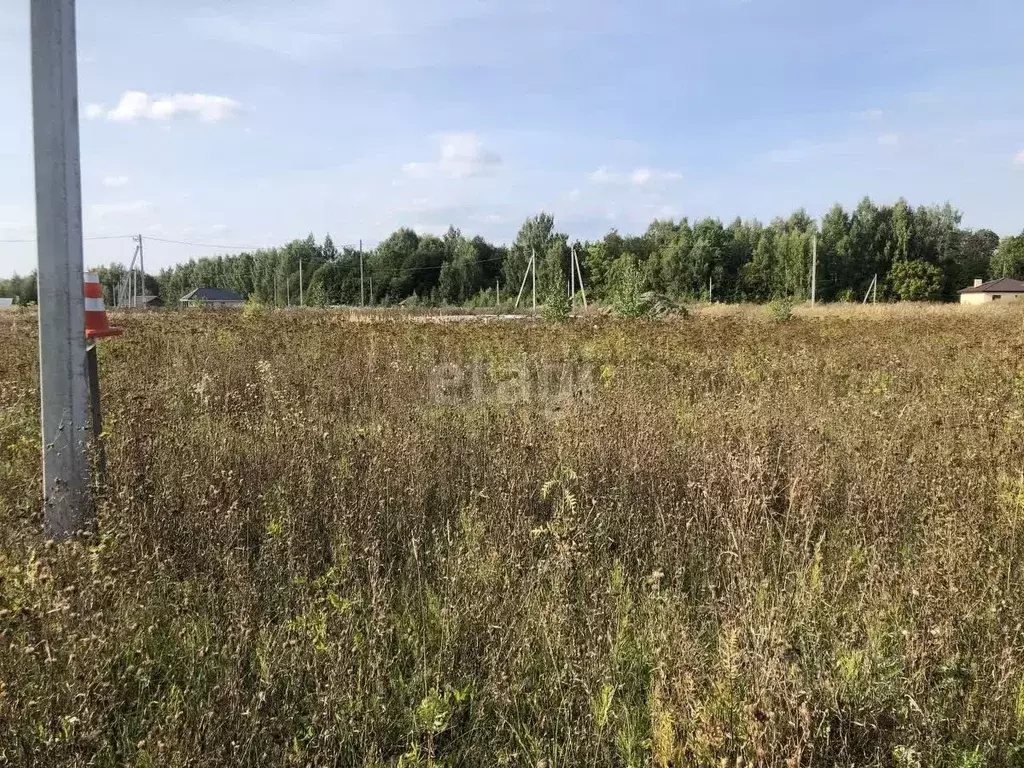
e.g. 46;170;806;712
84;273;123;340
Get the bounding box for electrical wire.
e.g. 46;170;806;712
143;236;276;251
0;234;134;244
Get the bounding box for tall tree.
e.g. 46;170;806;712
991;234;1024;280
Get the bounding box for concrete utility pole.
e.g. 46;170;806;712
811;233;818;306
573;247;587;309
531;248;537;314
299;259;303;306
514;252;531;310
496;278;500;307
359;239;365;307
136;233;145;304
31;0;92;539
569;247;575;299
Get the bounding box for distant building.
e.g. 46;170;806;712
959;277;1024;305
180;287;245;309
126;294;164;309
0;298;14;309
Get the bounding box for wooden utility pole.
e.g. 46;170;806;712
31;0;92;539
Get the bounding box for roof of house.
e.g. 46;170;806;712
180;287;245;303
0;298;14;307
959;277;1024;294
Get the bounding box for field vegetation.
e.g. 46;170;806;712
2;304;1024;766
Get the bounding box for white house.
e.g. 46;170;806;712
959;277;1024;305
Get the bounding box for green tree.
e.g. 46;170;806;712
818;204;852;302
321;234;339;262
506;213;563;300
991;234;1024;280
888;259;943;301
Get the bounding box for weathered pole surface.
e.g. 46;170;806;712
31;0;93;539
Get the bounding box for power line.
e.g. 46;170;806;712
0;234;133;244
143;236;277;251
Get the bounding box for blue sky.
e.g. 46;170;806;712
2;0;1023;276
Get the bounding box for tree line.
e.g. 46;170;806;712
3;197;1024;307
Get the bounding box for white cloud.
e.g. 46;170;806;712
91;91;241;123
403;132;501;179
630;167;683;186
89;200;153;218
878;133;900;147
1014;150;1024;167
102;175;129;188
587;166;683;187
856;108;884;120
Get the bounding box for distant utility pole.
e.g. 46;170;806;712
568;248;575;299
299;259;303;307
811;233;817;306
709;277;713;303
863;274;878;304
532;248;537;314
572;246;587;309
514;249;536;311
32;0;92;539
136;233;145;302
496;278;500;308
359;239;365;307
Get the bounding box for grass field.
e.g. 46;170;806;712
2;304;1024;767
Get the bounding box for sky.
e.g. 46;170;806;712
1;0;1023;276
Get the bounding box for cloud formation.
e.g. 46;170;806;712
878;133;901;147
1014;150;1024;167
587;166;683;187
87;92;241;123
102;176;129;188
403;133;501;179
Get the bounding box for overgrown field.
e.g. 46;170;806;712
2;306;1024;767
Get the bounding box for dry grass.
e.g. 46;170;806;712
2;305;1024;767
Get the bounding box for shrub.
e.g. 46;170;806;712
542;288;572;320
767;296;795;321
